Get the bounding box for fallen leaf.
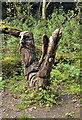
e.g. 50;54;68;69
77;95;80;99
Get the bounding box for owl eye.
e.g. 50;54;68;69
23;36;27;39
24;36;30;39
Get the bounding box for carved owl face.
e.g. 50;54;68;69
19;31;34;46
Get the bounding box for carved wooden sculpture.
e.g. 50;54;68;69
19;29;62;89
0;22;62;89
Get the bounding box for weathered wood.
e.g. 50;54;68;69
37;29;62;80
38;34;49;68
19;31;39;86
19;29;62;89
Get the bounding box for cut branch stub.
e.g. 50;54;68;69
19;29;62;89
37;29;62;78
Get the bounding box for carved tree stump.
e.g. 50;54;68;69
19;29;62;89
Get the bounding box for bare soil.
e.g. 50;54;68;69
0;91;81;119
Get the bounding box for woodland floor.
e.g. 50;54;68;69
0;89;81;119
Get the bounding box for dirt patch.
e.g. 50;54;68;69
0;91;81;119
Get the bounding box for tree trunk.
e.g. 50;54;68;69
42;0;52;21
42;0;46;21
28;2;30;17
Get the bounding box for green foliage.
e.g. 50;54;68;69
20;114;29;119
47;6;65;33
2;34;21;58
17;85;58;109
2;3;81;110
66;112;75;118
51;61;80;95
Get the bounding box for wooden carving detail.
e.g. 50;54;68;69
19;29;62;89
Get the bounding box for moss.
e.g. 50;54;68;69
0;25;9;31
2;57;22;78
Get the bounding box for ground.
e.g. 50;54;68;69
0;90;81;119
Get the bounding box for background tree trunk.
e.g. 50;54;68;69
28;2;30;17
42;0;52;21
42;0;46;21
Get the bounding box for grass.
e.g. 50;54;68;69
20;115;29;119
1;62;80;110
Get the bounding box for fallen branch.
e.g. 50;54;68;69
0;22;22;37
